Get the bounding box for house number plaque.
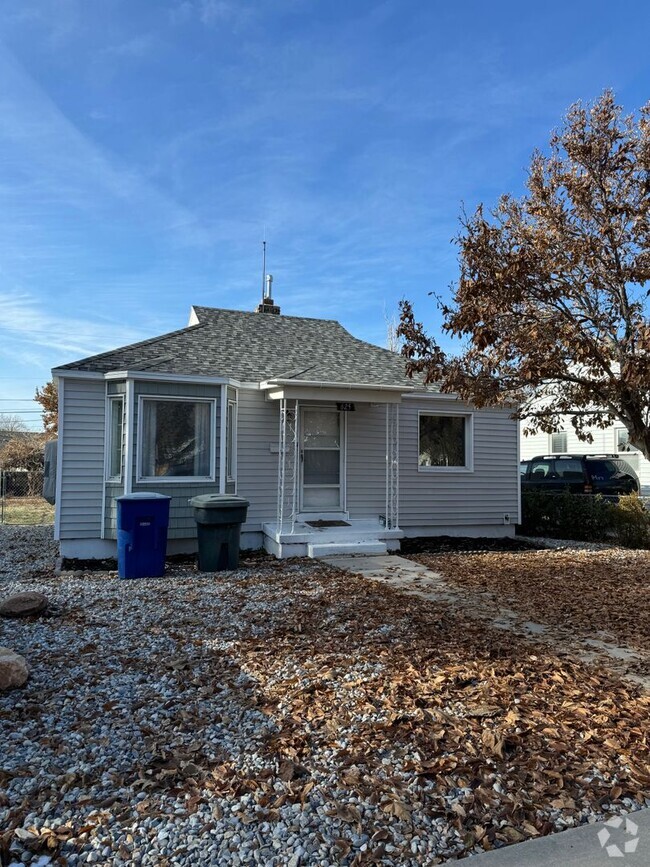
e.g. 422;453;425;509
336;402;355;411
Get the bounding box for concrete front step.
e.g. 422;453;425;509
307;541;388;558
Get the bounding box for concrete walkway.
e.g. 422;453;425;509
325;552;650;866
472;807;650;865
324;554;650;690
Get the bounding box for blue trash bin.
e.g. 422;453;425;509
116;493;171;579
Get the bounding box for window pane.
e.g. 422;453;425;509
530;460;553;478
303;410;340;448
550;431;567;452
109;400;123;479
303;487;340;508
226;401;235;480
419;415;466;467
141;400;211;478
303;450;340;485
555;459;584;481
586;459;618;481
616;429;634;451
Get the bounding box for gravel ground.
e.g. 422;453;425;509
517;535;618;552
2;526;650;866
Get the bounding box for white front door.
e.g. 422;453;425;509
300;407;344;511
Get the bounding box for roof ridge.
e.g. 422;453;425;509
192;305;340;324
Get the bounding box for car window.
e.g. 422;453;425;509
519;461;529;476
555;459;584;481
529;460;553;478
586;459;619;481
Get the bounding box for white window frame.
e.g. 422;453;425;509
550;431;568;453
226;398;237;483
136;395;217;483
105;395;125;482
615;427;635;452
417;410;474;473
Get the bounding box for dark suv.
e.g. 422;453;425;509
521;454;639;499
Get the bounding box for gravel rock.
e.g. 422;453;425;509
0;645;29;689
0;590;48;618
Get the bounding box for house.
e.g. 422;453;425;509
520;419;650;494
52;293;520;559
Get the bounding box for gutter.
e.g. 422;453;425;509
260;378;415;392
52;368;244;388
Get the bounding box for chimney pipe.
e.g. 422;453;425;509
256;274;280;314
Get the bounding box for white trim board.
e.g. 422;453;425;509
53;377;64;541
219;384;227;493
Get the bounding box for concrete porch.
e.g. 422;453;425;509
262;518;404;558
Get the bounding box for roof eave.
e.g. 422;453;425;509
260;378;415;392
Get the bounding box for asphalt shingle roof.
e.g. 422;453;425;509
57;306;418;388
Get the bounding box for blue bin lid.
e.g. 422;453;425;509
117;492;171;501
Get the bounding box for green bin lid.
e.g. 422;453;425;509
189;494;250;508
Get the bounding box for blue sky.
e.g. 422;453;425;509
0;0;649;429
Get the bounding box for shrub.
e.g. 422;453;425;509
612;494;650;548
520;490;650;548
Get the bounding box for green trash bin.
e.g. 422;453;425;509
189;494;250;571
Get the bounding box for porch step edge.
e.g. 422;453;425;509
307;541;388;558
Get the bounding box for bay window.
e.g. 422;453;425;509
106;397;124;481
138;398;215;481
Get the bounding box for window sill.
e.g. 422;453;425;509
136;477;216;484
417;466;474;473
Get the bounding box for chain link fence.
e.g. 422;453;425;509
0;468;54;525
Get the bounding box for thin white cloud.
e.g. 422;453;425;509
0;291;148;362
0;43;213;250
168;0;248;27
101;34;157;59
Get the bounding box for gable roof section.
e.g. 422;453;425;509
56;306;418;388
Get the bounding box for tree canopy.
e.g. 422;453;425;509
399;91;650;458
35;380;58;436
0;414;27;434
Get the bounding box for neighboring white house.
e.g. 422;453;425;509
520;419;650;494
52;292;520;559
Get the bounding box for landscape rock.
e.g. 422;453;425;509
0;646;29;690
0;590;47;618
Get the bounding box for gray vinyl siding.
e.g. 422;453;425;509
104;482;121;538
237;388;279;530
104;380;221;540
398;399;519;528
346;404;386;518
59;378;105;539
